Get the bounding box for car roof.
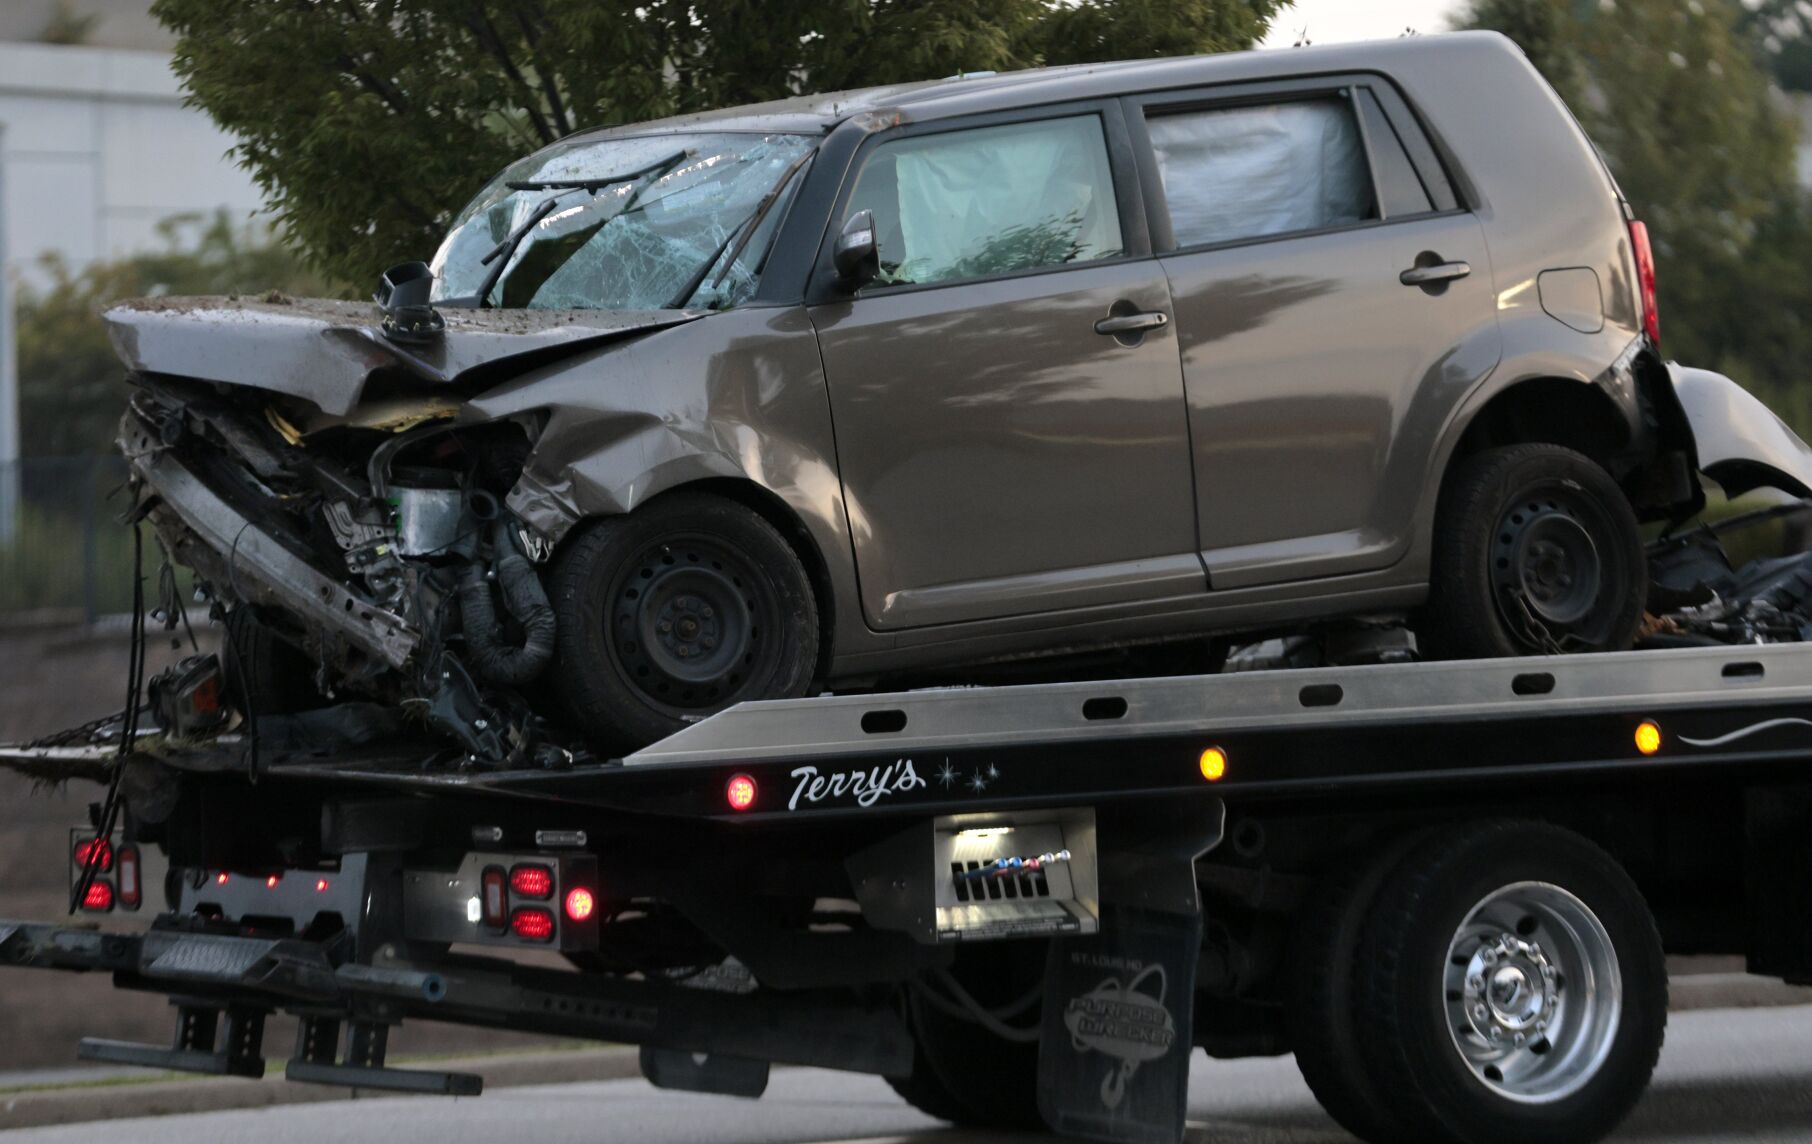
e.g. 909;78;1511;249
572;31;1517;140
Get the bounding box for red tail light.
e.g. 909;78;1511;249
726;773;758;812
510;907;555;942
117;845;142;911
509;864;554;900
564;886;596;922
81;880;114;912
1630;220;1660;346
481;865;508;930
73;838;112;873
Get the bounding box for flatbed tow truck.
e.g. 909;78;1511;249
3;641;1811;1144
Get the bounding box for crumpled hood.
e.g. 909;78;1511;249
105;295;703;416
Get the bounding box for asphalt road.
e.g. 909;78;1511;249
2;1006;1808;1144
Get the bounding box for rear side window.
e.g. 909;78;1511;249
845;115;1124;287
1147;99;1377;248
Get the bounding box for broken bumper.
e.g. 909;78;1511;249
122;406;419;670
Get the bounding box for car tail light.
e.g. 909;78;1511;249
481;865;508;930
81;880;114;912
1630;220;1660;346
564;886;596;922
509;864;553;900
73;838;112;873
117;845;142;910
726;773;758;812
510;907;555;942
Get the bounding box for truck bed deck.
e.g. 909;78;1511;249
9;642;1811;821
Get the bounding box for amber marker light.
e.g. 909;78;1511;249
1635;720;1663;756
1199;747;1228;782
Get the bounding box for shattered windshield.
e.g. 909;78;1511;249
430;132;816;311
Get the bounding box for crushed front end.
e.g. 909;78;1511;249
110;295;692;766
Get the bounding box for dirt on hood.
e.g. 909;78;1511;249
106;295;703;416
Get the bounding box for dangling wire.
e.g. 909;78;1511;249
155;537;198;654
223;522;261;784
70;523;146;914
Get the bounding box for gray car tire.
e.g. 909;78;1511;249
1424;444;1645;658
549;492;818;755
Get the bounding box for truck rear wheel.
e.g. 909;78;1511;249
887;948;1045;1131
1424;444;1645;658
1285;833;1428;1142
1352;821;1666;1144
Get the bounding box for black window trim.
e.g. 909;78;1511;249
1122;71;1469;259
802;97;1155;306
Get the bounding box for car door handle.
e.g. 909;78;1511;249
1400;261;1472;287
1094;311;1170;335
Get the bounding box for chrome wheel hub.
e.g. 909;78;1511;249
1462;933;1557;1045
1442;881;1622;1104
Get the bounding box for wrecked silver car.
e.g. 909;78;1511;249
107;35;1812;761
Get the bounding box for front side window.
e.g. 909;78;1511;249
431;132;815;311
1148;99;1377;249
845;116;1124;288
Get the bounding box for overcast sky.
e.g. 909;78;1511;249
1260;0;1469;49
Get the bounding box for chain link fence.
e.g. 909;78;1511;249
0;455;137;622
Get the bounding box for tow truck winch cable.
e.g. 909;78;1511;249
71;524;147;914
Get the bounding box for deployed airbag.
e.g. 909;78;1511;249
1147;100;1374;247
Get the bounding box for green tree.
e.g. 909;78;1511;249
1745;0;1812;91
150;0;1284;285
1463;0;1812;430
16;212;334;458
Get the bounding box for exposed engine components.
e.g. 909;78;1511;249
123;377;559;768
457;517;557;687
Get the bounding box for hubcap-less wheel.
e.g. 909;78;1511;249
607;535;778;715
1443;881;1622;1105
1425;445;1646;659
1491;491;1604;632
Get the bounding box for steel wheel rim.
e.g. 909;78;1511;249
606;535;776;714
1442;880;1622;1105
1490;485;1609;638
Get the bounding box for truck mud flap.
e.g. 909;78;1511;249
1037;802;1220;1143
1038;904;1200;1144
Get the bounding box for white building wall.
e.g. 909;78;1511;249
0;41;265;536
0;42;265;287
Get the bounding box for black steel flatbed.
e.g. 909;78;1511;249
14;642;1802;820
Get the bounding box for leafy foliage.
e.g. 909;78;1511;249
1744;0;1812;91
16;212;334;458
150;0;1284;285
1463;0;1812;431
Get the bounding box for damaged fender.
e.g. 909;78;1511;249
1672;365;1812;499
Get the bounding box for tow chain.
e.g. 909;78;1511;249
1503;588;1590;656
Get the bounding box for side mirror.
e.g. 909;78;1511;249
833;210;879;290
